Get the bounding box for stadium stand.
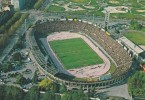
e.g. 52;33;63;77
34;20;132;77
26;19;132;89
26;28;58;75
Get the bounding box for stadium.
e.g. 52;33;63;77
26;19;132;89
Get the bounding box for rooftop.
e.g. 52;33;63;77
118;36;144;54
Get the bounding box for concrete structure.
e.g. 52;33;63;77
25;20;132;90
2;5;10;11
11;0;25;10
117;36;144;59
104;11;110;31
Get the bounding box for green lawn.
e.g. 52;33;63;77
124;32;145;45
67;0;97;4
70;0;88;3
46;5;65;12
49;38;103;69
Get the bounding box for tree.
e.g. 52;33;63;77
0;85;25;100
75;87;89;100
32;71;38;83
25;0;37;9
128;71;145;97
61;90;89;100
12;52;22;62
42;92;52;100
42;92;55;100
38;78;52;91
24;86;40;100
0;12;28;52
137;24;143;30
55;94;61;100
130;19;142;30
2;62;13;72
50;82;60;93
60;83;67;93
5;85;25;100
0;25;5;33
0;85;6;100
16;74;27;85
61;92;72;100
72;92;78;100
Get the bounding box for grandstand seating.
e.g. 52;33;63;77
34;20;132;78
26;28;58;75
25;19;133;87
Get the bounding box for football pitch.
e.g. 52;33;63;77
49;38;103;69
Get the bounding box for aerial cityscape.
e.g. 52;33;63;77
0;0;145;100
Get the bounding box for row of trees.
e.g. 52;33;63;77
0;85;25;100
0;13;21;34
61;89;89;100
34;0;45;10
0;11;14;26
0;13;29;51
0;85;59;100
20;0;42;10
130;20;143;30
0;84;89;100
128;71;145;97
25;0;38;9
38;78;90;100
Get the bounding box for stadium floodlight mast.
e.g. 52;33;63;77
104;10;110;31
93;14;95;22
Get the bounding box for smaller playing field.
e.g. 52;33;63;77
69;0;88;3
124;32;145;45
49;38;103;69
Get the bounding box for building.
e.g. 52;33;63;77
0;4;14;28
11;0;25;10
0;0;14;11
117;36;145;61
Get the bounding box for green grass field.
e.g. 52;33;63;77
49;38;103;69
45;0;103;16
70;0;88;3
45;5;65;12
124;32;145;45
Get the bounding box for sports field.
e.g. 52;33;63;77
70;0;88;3
49;38;103;69
46;5;65;12
124;32;145;45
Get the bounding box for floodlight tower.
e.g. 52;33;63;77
104;10;110;31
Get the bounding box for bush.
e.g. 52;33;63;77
128;71;145;97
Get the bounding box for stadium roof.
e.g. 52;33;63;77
118;36;144;54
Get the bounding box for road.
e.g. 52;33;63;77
96;84;132;100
